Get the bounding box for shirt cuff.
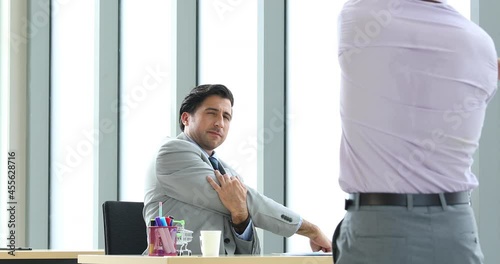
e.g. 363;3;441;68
234;219;254;241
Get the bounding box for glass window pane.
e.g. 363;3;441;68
50;0;95;249
198;0;258;189
448;0;470;19
120;0;172;201
286;0;348;252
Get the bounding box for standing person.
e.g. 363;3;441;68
334;0;498;263
144;84;332;255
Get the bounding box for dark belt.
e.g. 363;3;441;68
345;191;470;209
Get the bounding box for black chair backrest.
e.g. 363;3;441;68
102;201;147;255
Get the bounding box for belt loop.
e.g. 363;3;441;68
406;194;413;211
438;193;448;211
354;193;360;211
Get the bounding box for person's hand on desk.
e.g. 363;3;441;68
297;219;332;253
207;170;249;233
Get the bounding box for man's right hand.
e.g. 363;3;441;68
296;219;332;252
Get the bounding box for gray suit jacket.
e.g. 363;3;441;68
143;133;301;255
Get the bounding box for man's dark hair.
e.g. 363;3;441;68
179;84;234;131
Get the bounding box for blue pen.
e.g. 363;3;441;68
155;216;163;227
160;217;168;226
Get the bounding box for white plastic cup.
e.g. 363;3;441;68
199;230;221;257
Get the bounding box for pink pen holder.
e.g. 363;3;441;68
148;226;178;256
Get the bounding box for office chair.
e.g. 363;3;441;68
102;201;148;255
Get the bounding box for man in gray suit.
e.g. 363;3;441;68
144;84;331;255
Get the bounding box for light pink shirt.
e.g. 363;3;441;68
338;0;498;193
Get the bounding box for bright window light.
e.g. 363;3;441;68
198;0;258;189
119;0;172;202
448;0;471;19
287;0;348;252
50;0;95;249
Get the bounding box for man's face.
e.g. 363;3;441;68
182;95;232;154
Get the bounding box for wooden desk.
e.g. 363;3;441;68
78;254;332;264
0;250;104;264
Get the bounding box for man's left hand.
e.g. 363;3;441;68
207;171;249;224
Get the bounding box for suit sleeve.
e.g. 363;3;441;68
246;187;302;238
156;139;231;216
157;138;301;238
224;167;302;237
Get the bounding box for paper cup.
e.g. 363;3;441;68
199;230;221;257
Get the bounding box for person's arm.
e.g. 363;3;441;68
157;139;254;236
156;139;259;254
208;170;332;252
207;170;250;234
296;219;333;252
155;139;232;215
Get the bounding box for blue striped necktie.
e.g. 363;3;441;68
209;156;226;175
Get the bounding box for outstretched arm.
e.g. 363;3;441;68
208;170;332;252
296;219;333;252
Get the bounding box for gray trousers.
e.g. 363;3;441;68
333;203;483;264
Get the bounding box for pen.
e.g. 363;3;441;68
159;202;162;217
160;217;168;227
158;227;175;253
155;216;163;227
